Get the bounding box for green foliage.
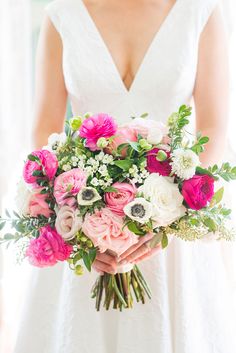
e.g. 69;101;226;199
208;163;236;182
191;133;209;155
126;221;146;236
168;105;192;150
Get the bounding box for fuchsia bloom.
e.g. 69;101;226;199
182;174;215;210
54;168;87;207
23;150;58;185
26;225;72;267
82;208;138;256
29;191;53;218
79;113;117;151
104;182;137;216
146;148;172;176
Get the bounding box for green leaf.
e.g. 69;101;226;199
161;233;168;249
40;188;48;195
127;222;146;236
140;113;148;118
72;252;82;265
220;208;232;216
129;141;141;152
113;159;133;171
5;209;11;218
103;186;118;193
89;248;97;264
82;251;92;272
149;232;163;248
189;218;200;226
13;211;21;218
28;154;40;162
210;187;224;207
196;166;214;178
203;218;217;232
198;136;209;145
32;170;44;177
117;143;129;154
0;221;6;231
4;233;15;240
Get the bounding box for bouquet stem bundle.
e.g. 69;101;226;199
91;265;151;311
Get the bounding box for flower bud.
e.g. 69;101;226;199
156;150;168;161
139;139;152;150
70;116;83;131
84;112;93;119
86;240;93;248
97;137;109;148
75;264;84;276
80;236;88;243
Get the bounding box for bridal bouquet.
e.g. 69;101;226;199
1;105;236;311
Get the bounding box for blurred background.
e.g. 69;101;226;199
0;0;236;352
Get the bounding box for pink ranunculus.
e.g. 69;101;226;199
105;127;138;157
146;148;172;176
104;182;137;216
182;174;215;210
53;168;87;207
29;190;53;218
23;150;58;185
79;113;117;151
26;225;72;267
127;118;168;143
82;208;139;256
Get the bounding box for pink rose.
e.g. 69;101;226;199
128;118;168;144
26;225;72;267
53;168;87;207
146;148;172;176
29;191;53;218
104;182;137;216
23;150;58;185
82;208;138;256
79;113;117;151
182;174;215;210
106;127;137;157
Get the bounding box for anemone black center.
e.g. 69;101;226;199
131;204;145;218
82;189;95;200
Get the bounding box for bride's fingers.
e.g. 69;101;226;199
92;263;104;275
119;242;150;264
131;245;161;264
96;252;117;268
118;233;153;261
92;259;117;274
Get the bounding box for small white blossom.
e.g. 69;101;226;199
124;197;153;224
95;151;105;161
98;165;108;176
62;164;72;171
84;166;93;175
171;148;200;180
102;154;114;164
91;177;99;186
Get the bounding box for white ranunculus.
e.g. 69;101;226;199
55;206;82;240
138;174;186;227
14;179;31;216
123;197;153;224
77;187;102;206
146;127;163;145
170;148;200;180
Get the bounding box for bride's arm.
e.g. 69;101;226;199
32;16;68;149
193;5;229;167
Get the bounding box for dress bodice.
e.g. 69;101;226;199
45;0;218;124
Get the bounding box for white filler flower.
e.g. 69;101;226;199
77;187;101;206
124;197;153;224
138;174;186;227
171;148;200;180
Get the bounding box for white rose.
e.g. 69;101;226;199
138;174;186;227
14;179;31;216
43;132;67;151
55;206;82;240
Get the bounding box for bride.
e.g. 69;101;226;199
13;0;236;352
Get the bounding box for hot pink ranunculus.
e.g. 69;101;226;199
146;148;172;176
82;208;138;256
26;225;72;267
23;150;58;185
106;127;137;157
29;191;53;218
182;174;215;210
79;113;117;151
53;168;87;207
104;182;137;216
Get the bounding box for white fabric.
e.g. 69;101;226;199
13;1;236;353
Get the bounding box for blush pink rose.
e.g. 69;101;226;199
146;148;172;176
106;127;138;157
79;113;117;151
23;150;58;185
82;208;138;256
182;174;215;210
128;118;168;141
29;191;53;218
53;168;87;207
26;225;72;267
104;182;137;216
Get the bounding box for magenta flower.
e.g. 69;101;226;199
79;113;117;151
26;225;72;268
53;168;87;207
23;150;58;185
182;174;215;210
146;148;172;176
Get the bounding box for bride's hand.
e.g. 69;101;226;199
92;250;118;274
118;233;161;265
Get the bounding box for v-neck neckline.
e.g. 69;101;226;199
79;0;180;94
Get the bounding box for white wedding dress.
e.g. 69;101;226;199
13;1;236;352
